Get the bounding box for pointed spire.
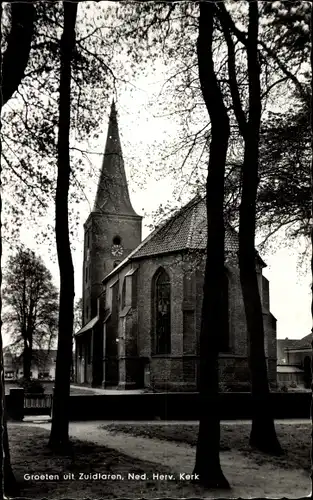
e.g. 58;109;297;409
93;100;138;216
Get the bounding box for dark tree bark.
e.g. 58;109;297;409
49;2;77;450
238;1;282;454
309;12;313;489
1;0;36;107
192;3;230;489
0;1;34;492
23;338;32;380
0;138;19;499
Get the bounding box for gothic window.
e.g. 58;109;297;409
87;335;92;364
220;271;230;352
121;278;126;309
153;268;171;355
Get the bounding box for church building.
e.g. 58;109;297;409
74;101;277;391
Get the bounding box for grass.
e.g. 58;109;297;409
8;424;207;499
103;422;311;472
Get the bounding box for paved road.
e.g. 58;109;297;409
21;416;311;425
12;418;311;498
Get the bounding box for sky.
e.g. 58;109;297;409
2;2;311;345
14;81;311;345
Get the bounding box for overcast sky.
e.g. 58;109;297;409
3;3;311;345
14;81;310;346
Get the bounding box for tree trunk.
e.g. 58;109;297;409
239;1;282;454
23;338;32;380
0;2;34;490
193;3;230;488
0;170;19;499
1;0;35;107
49;2;77;450
310;3;313;416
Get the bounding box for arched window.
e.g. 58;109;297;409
121;278;126;309
220;271;230;352
154;269;171;354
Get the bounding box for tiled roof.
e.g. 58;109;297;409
75;316;99;336
277;365;304;373
285;333;312;351
24;349;58;362
132;196;239;259
103;195;265;283
277;338;296;351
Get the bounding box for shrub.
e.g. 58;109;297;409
269;381;278;391
218;380;230;392
279;384;289;392
17;377;45;394
289;380;297;389
227;382;252;393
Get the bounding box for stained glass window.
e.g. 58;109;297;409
155;269;171;354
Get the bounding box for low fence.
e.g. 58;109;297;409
67;391;311;421
6;389;52;420
5;390;311;421
24;393;52;416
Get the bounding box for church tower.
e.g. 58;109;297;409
82;101;142;325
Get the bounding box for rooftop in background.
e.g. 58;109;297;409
4;345;58;363
277;333;312;353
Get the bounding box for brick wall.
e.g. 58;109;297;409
102;248;277;392
136;253;185;359
83;212;141;325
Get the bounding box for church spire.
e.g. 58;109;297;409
93;100;138;215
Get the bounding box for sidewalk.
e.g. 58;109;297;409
21;416;311;424
70;385;144;395
18;419;311;498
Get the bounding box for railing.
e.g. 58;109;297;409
24;393;52;416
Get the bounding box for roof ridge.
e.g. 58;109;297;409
186;200;199;249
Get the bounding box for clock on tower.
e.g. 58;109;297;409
111;235;123;257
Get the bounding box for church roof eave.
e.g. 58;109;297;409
75;316;99;336
101;194;268;285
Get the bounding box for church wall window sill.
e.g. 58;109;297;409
119;306;132;318
182;303;195;311
219;353;245;358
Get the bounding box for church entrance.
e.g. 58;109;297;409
105;357;119;387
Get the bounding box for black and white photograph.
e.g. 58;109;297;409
0;1;312;498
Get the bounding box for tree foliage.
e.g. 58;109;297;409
99;1;311;251
1;2;115;245
0;0;36;494
2;247;58;378
73;298;83;333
